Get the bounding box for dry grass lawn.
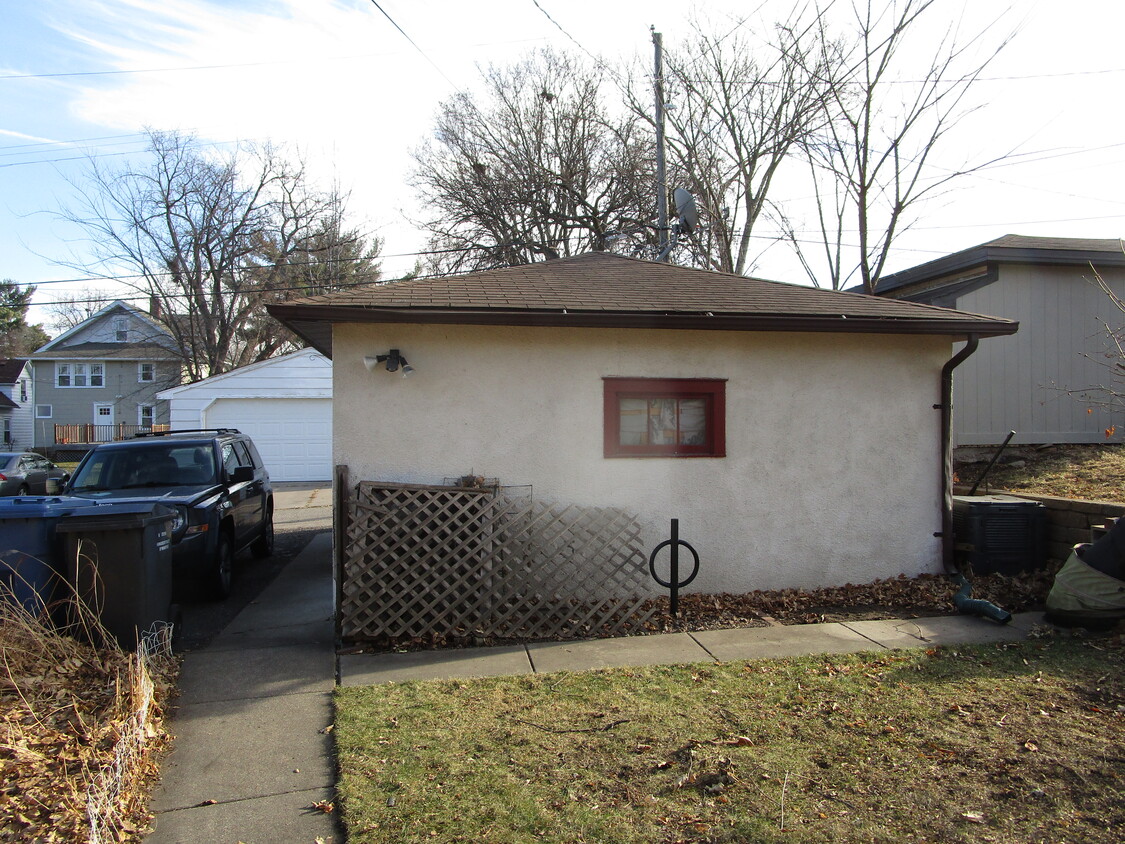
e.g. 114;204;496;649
959;443;1124;504
335;636;1125;843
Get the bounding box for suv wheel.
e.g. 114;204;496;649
210;533;234;600
251;508;274;558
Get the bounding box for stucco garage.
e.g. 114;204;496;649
157;350;332;482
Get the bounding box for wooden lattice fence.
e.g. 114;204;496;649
340;481;658;642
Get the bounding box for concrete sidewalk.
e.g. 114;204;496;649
339;608;1043;686
146;532;338;844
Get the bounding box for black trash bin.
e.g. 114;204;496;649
0;496;91;616
55;501;176;649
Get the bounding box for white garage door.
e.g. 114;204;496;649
206;398;332;482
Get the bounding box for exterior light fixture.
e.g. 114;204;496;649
363;349;413;377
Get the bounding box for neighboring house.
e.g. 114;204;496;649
270;252;1016;593
27;300;182;448
871;235;1125;446
157;349;332;482
0;358;34;449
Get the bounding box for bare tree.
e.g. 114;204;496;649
778;0;1011;291
411;49;657;274
42;288;119;334
236;216;382;368
629;11;836;275
59;130;379;378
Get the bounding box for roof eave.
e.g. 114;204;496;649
268;303;1017;360
878;244;1125;293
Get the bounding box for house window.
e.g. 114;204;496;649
36;405;52;419
603;377;726;458
138;404;155;428
113;317;128;342
2;419;9;444
57;362;104;388
138;363;155;382
19;379;28;402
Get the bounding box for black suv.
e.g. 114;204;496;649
65;429;274;599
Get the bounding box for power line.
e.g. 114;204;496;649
366;0;462;93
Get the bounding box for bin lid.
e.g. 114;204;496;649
953;494;1044;507
55;501;176;532
0;496;99;520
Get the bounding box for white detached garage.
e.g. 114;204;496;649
157;350;332;482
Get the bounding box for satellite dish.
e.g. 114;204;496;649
673;188;698;235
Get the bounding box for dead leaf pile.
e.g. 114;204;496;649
0;602;178;842
646;565;1061;632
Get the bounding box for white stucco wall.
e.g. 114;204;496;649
334;322;951;594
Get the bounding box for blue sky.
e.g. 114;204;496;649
4;0;1125;327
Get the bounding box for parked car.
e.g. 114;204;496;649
0;452;70;496
65;429;274;599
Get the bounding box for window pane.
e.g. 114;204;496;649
678;399;706;445
648;399;677;445
74;364;86;387
619;398;648;445
90;364;104;386
57;364;70;387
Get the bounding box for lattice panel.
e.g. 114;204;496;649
340;482;657;642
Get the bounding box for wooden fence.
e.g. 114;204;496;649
339;481;658;643
54;423;169;445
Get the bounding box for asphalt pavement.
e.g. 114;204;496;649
174;482;333;651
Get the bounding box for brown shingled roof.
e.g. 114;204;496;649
0;359;29;383
268;252;1017;357
28;343;182;361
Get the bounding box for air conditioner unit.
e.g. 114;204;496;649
952;494;1047;576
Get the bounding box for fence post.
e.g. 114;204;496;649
333;464;349;651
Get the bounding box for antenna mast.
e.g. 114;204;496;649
652;27;669;261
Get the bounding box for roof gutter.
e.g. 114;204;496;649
937;334;979;573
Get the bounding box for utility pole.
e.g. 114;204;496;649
652;27;669;261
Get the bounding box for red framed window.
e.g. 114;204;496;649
603;377;726;458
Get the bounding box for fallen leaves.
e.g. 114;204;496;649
1;603;177;842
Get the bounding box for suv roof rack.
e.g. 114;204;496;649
133;428;242;438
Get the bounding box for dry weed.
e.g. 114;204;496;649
0;579;177;842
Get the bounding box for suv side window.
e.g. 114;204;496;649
232;441;254;468
242;439;265;469
221;443;241;478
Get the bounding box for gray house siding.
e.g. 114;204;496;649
919;264;1124;445
31;360;177;445
28;301;182;447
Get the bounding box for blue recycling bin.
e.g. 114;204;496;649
0;497;92;616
